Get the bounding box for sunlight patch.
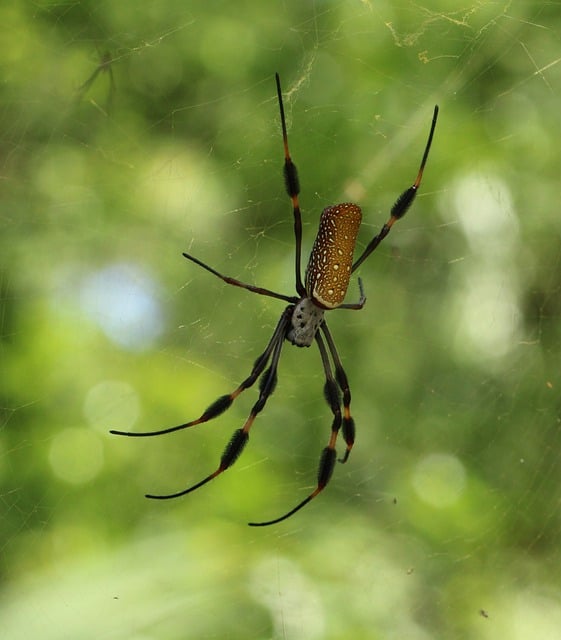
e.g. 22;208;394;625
84;380;140;434
454;268;520;362
453;171;519;257
412;453;466;508
249;556;325;640
138;144;232;233
49;428;104;485
489;588;561;640
446;170;522;364
79;263;164;351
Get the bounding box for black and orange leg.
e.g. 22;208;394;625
110;307;293;439
275;73;306;298
352;105;439;273
248;330;342;526
145;315;288;501
320;321;355;463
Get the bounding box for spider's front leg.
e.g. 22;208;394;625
351;104;439;273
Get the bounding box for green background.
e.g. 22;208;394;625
2;1;561;638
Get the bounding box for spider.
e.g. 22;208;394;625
111;74;438;527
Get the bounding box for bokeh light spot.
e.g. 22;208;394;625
84;380;140;435
49;428;104;485
80;263;164;351
412;453;466;508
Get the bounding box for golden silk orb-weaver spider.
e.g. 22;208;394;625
111;74;438;526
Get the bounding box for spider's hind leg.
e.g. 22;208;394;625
110;306;293;439
248;327;344;527
143;307;292;500
321;322;355;463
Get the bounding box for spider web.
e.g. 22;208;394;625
1;1;561;638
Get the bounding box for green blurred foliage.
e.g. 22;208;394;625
2;1;561;639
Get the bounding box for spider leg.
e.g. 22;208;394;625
275;73;306;298
351;105;439;274
248;330;342;526
336;277;366;311
110;307;293;438
320;322;355;463
182;252;298;304
146;313;288;500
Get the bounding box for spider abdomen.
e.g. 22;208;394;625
287;298;325;347
305;203;362;309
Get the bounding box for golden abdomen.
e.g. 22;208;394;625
305;203;362;309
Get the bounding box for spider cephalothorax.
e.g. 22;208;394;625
287;298;324;347
111;74;438;526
